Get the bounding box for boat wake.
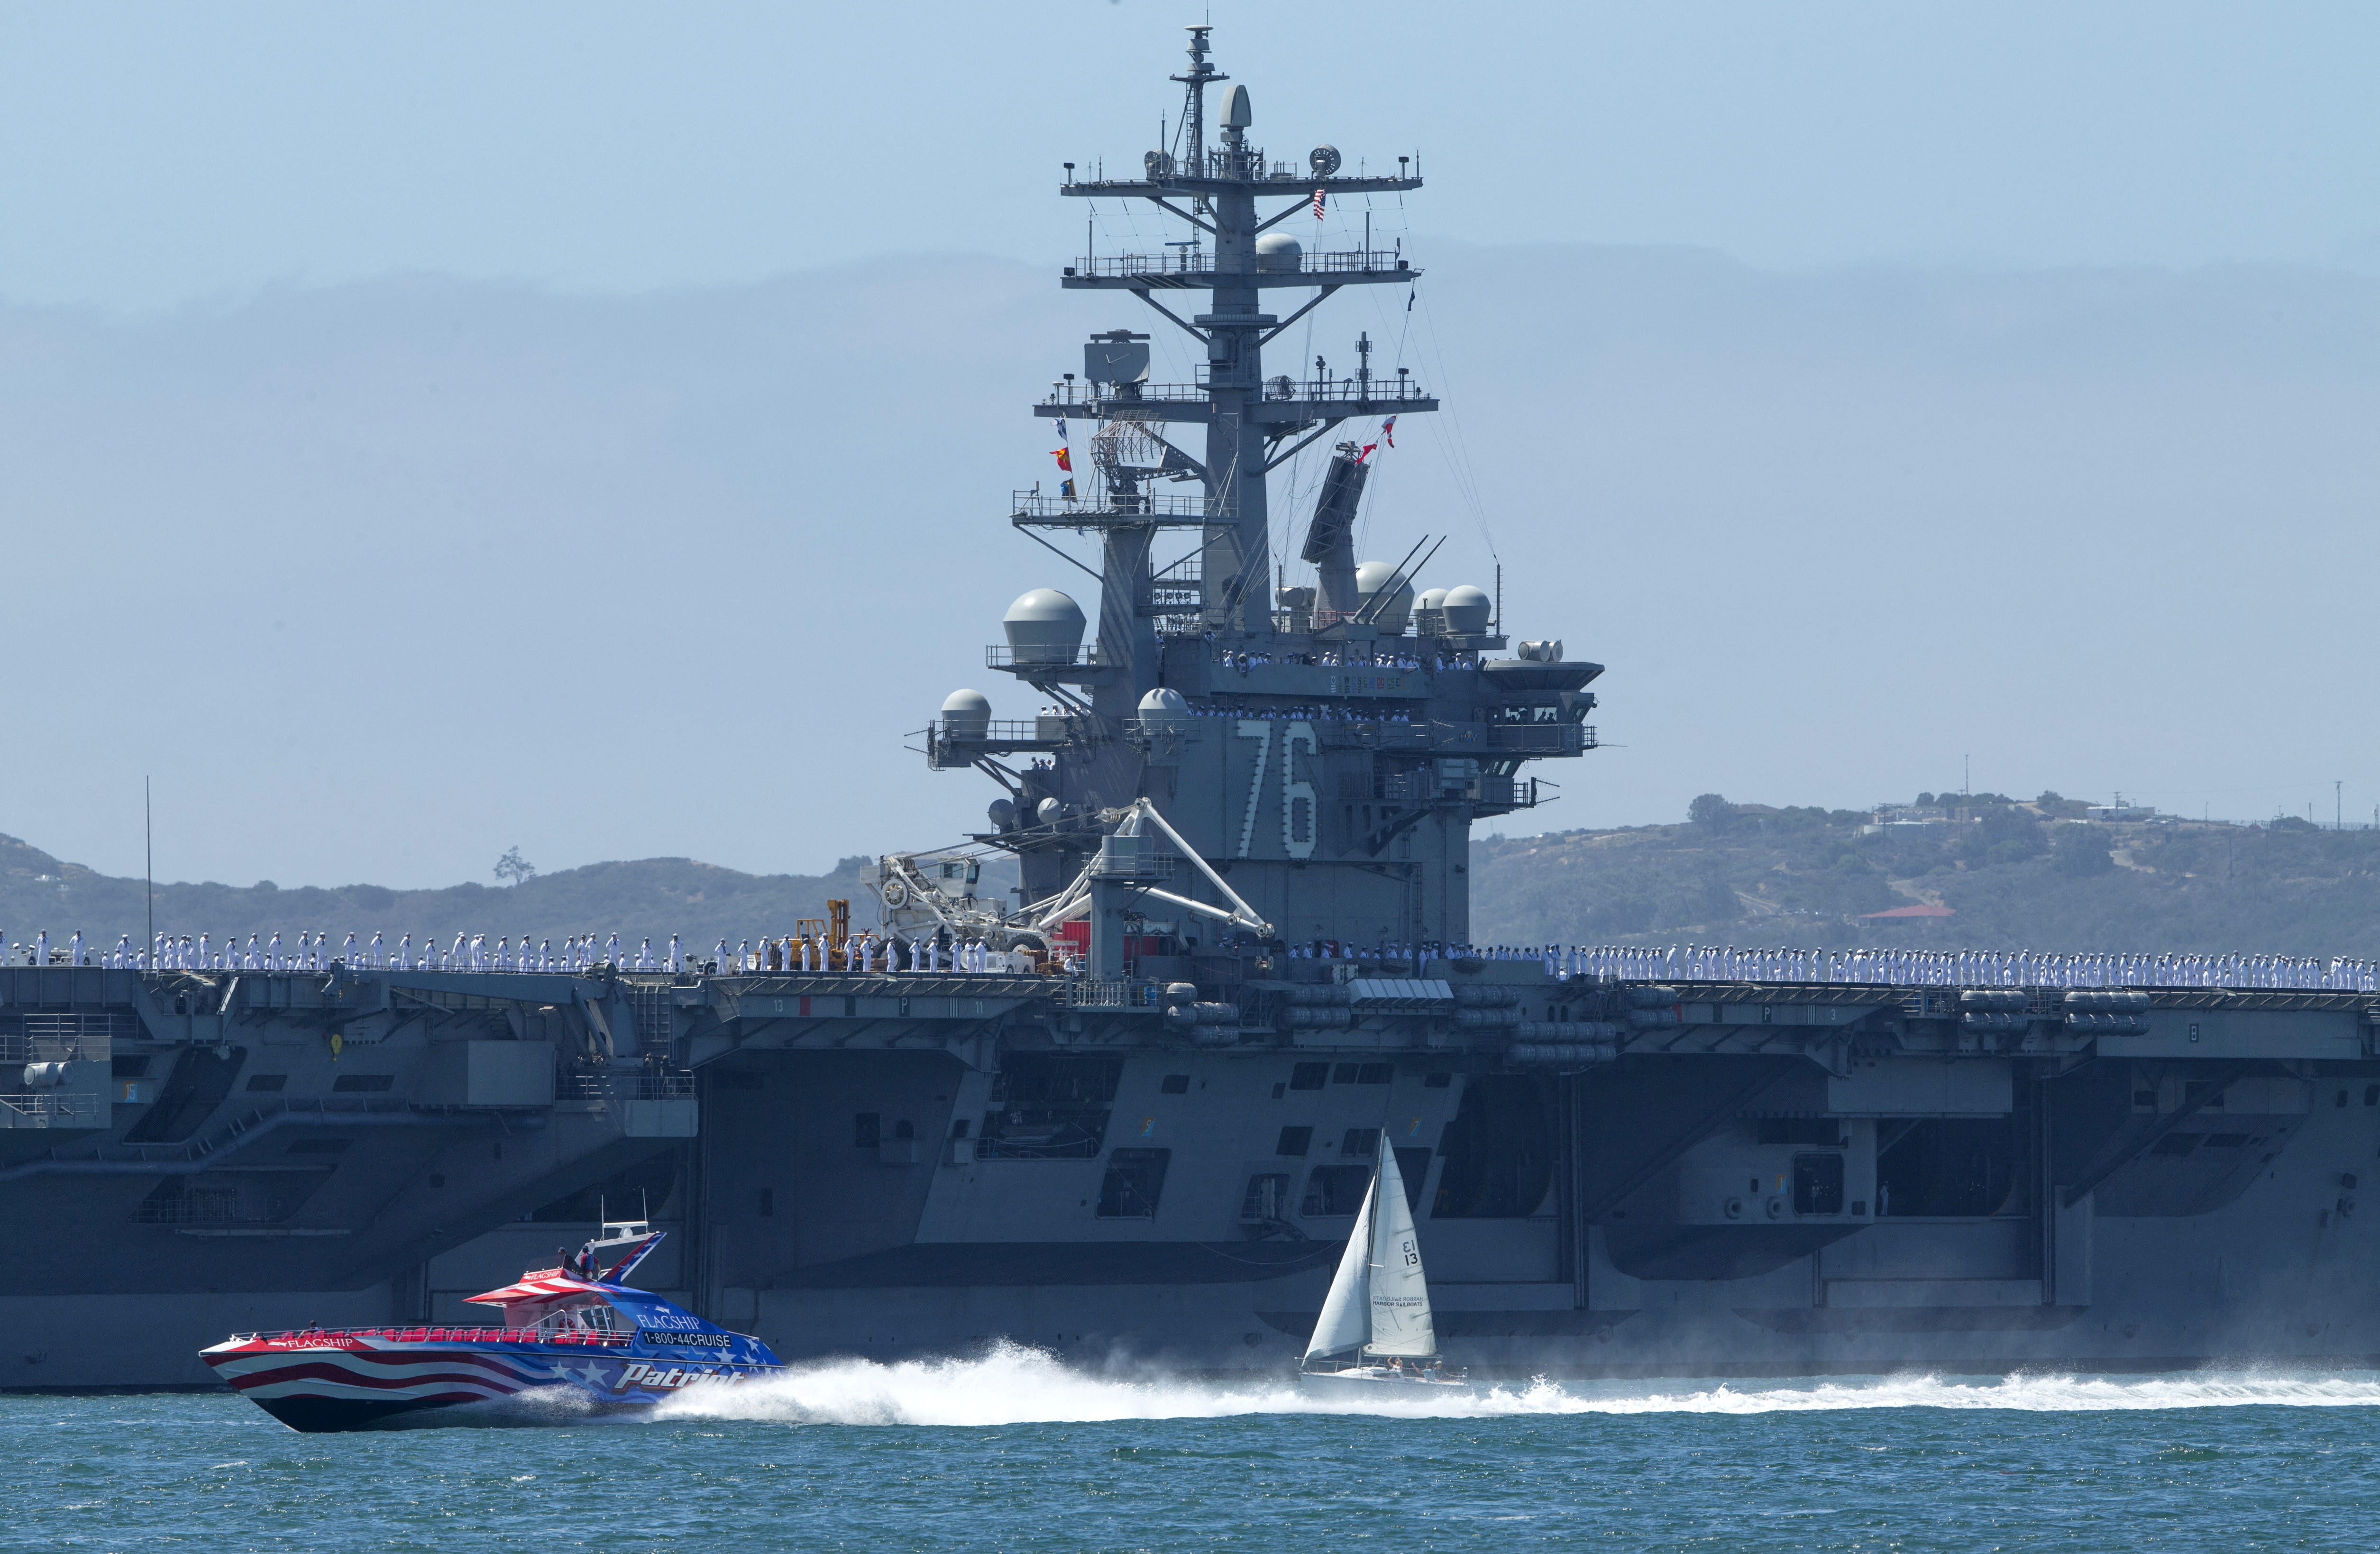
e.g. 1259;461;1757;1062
644;1342;2380;1427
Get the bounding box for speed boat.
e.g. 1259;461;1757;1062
200;1225;781;1431
1298;1138;1470;1393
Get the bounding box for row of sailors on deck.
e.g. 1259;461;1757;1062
7;928;1037;977
16;923;2371;992
718;935;1027;974
1565;943;2380;993
1213;646;1474;675
1186;704;1417;725
1263;938;2380;993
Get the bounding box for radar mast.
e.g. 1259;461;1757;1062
918;27;1599;989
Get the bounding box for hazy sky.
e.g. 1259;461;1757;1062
1;2;2374;310
3;4;2375;893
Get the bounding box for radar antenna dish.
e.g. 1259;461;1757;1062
1309;145;1341;177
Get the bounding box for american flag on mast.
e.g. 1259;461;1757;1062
1312;187;1326;221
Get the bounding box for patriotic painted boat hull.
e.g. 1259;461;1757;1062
201;1227;783;1432
201;1328;779;1432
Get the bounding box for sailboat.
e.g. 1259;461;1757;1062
1299;1136;1468;1390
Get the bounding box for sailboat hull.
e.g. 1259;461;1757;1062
1297;1364;1472;1396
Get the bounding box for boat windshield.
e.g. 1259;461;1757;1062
529;1301;624;1336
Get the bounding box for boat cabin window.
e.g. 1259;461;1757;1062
1289;1063;1328;1091
244;1074;286;1092
1340;1127;1380;1157
1275;1126;1313;1157
1160;1074;1190;1094
1240;1173;1291;1221
533;1302;623;1336
1095;1148;1171;1218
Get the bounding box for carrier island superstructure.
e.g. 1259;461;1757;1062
11;29;2380;1389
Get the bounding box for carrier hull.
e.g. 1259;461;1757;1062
10;967;2380;1392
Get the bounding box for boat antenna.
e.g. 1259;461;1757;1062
144;777;153;968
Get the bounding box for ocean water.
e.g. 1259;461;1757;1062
16;1348;2380;1553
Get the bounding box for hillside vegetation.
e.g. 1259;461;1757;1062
1470;793;2380;958
9;789;2376;965
0;834;894;955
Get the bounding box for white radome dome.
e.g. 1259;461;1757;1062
1441;584;1492;635
1137;687;1191;728
1354;559;1417;633
1254;232;1303;273
940;688;992;740
1003;588;1086;663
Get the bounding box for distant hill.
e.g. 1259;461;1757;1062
0;833;1015;957
1469;793;2380;957
12;792;2376;965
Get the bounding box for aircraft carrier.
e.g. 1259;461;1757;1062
10;28;2380;1389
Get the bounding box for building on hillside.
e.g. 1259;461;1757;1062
1862;804;1967;835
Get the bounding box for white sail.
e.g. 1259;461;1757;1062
1303;1173;1376;1363
1364;1139;1437;1358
